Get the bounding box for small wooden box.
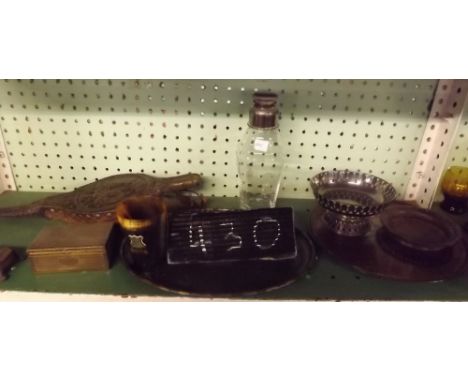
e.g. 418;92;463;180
27;222;116;274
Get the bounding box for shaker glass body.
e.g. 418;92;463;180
236;126;284;209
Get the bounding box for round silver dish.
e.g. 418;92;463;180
310;170;397;236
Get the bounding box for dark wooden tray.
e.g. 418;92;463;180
380;205;461;252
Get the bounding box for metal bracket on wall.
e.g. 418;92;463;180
405;80;468;208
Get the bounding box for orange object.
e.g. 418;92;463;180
441;166;468;214
116;195;167;232
442;166;468;197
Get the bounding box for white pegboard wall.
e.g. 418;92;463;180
0;79;437;198
0;125;16;192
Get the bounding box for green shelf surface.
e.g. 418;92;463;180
1;192;468;301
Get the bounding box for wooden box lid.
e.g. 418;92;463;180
27;222;115;255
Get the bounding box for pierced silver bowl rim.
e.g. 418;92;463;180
310;170;397;217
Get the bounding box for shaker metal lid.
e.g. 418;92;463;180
249;92;278;128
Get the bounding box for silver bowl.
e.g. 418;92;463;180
310;170;397;236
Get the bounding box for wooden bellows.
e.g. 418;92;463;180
0;173;206;223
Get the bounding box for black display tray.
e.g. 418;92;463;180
121;227;317;297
